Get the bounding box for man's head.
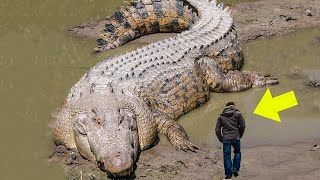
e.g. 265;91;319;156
226;102;235;107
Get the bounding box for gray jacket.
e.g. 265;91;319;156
215;106;246;142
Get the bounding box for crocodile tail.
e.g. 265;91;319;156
94;0;199;53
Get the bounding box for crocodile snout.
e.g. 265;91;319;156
102;152;134;177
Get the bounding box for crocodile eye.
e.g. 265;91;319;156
119;115;125;124
93;117;103;126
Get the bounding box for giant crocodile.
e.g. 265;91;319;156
52;0;279;177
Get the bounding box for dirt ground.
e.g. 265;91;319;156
51;0;320;179
233;0;320;43
49;139;320;180
69;0;320;43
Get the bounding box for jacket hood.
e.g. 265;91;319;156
221;107;237;117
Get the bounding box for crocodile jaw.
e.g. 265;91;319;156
101;152;134;177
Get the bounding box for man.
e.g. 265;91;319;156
215;102;246;179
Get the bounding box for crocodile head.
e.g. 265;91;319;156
72;106;139;177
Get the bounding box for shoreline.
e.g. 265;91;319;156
233;0;320;43
69;0;320;46
49;138;320;179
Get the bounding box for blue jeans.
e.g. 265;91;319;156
223;138;241;176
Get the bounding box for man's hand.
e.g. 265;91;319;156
215;117;223;143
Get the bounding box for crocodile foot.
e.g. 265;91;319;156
251;72;279;87
173;138;200;152
158;118;200;152
93;44;114;53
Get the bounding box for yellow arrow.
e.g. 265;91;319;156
253;88;298;122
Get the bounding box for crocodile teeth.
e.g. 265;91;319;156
210;0;217;5
218;2;224;10
224;6;230;13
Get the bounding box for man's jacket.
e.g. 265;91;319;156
215;106;246;142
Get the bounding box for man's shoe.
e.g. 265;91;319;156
233;172;239;177
223;175;232;179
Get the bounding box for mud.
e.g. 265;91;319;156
69;0;320;44
233;0;320;43
308;71;320;88
50;139;320;180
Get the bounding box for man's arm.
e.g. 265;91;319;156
238;113;246;138
215;117;223;143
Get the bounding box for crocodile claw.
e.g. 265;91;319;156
93;45;112;53
175;139;200;152
252;72;279;87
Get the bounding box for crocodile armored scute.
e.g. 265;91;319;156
52;0;279;177
94;0;200;52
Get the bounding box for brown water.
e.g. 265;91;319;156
0;0;126;179
180;28;320;147
0;0;319;179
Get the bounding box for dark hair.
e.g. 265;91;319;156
226;102;235;106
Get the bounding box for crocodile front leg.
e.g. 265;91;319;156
156;113;199;152
199;57;279;92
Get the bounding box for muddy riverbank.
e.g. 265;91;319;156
70;0;320;44
50;139;320;180
233;0;320;43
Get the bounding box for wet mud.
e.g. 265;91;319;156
233;0;320;43
70;0;320;43
50;139;320;180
